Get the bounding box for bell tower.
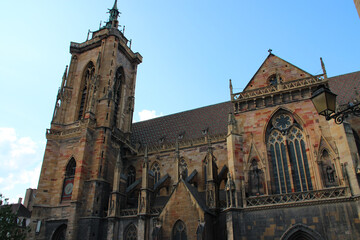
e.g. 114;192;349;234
29;1;142;240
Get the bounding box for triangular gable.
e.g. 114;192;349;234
243;53;313;91
158;179;213;220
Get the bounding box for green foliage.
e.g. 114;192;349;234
0;194;28;240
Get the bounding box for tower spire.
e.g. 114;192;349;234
106;0;120;29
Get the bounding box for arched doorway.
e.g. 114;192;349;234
52;224;67;240
281;224;324;240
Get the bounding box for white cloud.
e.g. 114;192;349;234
0;128;43;203
138;109;163;121
0;128;39;169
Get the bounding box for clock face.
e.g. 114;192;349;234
64;182;73;195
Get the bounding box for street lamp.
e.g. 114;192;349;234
311;86;360;124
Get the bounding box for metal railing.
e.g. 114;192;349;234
232;74;326;102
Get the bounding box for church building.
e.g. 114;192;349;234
28;1;360;240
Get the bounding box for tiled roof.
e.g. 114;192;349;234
328;71;360;105
131;71;360;147
131;101;233;147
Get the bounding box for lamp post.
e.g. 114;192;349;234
311;86;360;124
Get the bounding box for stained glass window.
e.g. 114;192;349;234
268;130;291;194
272;113;293;131
287;126;312;192
267;113;312;194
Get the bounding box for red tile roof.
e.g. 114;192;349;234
328;71;360;105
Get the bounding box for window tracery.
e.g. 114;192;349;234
267;112;313;194
124;224;137;240
78;62;95;120
172;220;187;240
151;162;161;184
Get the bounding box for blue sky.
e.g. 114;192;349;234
0;1;359;203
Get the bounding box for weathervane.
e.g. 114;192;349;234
268;49;272;54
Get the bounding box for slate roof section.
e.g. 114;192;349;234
131;101;233;147
328;71;360;105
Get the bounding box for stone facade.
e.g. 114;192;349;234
28;2;360;240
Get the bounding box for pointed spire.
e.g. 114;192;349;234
112;0;118;10
62;65;68;81
106;0;120;29
320;57;327;79
229;79;233;95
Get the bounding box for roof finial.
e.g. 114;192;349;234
106;0;120;29
268;49;273;54
320;57;327;79
229;79;233;95
112;0;118;10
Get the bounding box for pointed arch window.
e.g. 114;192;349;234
151;162;161;184
267;112;313;194
172;220;187;240
62;158;76;201
127;166;136;187
78;62;95;120
113;67;124;128
124;224;137;240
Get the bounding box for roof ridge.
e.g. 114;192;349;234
328;70;360;79
133;101;231;125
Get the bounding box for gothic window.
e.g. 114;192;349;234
172;220;187;240
113;67;124;128
267;112;313;194
268;74;282;86
127;166;136;187
124;224;137;240
78;62;95;120
268;129;292;194
287;126;313;192
62;158;76;201
247;159;264;196
151;162;161;184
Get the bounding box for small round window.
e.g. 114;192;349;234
272;114;293;131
